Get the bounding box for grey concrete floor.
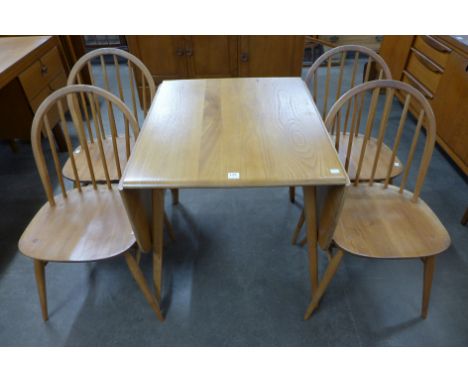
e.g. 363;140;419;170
0;62;467;346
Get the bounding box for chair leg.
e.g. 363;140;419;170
33;260;48;321
124;252;164;321
291;210;305;245
289;186;295;203
461;208;468;225
170;189;179;205
304;248;345;320
135;247;142;265
421;256;436;319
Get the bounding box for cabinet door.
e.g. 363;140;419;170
126;36;188;84
238;36;305;77
431;50;468;172
380;36;414;79
185;36;238;78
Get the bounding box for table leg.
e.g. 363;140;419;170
153;189;165;302
120;188;152;253
303;186;318;292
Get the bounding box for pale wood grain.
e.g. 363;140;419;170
63;136;135;183
19;186;136;262
120;77;348;189
34;260;48;321
334;133;403;181
333;184;450;259
0;36;51;88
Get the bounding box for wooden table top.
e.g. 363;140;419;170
120;77;348;189
0;36;51;89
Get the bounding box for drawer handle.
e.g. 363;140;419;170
240;52;249;62
176;48;185;56
185;48;193;57
403;70;434;99
40;65;48;76
410;48;443;73
421;36;452;53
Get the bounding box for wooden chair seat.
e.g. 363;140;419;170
19;186;135;262
334;133;403;181
333;183;450;259
62;136;134;183
299;80;451;320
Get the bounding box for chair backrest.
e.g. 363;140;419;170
305;45;392;122
31;85;139;206
67;47;156;127
324;79;436;201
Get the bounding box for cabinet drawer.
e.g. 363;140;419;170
19;46;64;101
29;86;51;112
49;71;67;91
402;71;433;100
29;72;68;128
406;51;442;93
413;36;450;69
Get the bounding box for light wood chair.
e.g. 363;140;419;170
297;80;451;319
66;47;179;204
290;45;395;203
18;85;164;321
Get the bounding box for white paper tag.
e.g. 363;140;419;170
394;162;401;167
329;168;340;174
228;172;240;180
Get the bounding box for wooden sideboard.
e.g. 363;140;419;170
126;36;305;85
0;36;68;149
380;35;468;175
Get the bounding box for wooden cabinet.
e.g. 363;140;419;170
126;36;188;84
0;36;68;147
381;35;468;174
431;50;468;171
127;36;305;85
238;36;304;77
185;36;238;78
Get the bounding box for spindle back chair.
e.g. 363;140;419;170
326;80;434;194
64;48;154;184
289;45;394;203
298;80;450;320
19;85;163;321
305;45;392;121
67;47;156;124
66;48;180;205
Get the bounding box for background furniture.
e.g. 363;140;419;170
315;35;384;52
0;36;68;149
18;85;163;321
299;80;450;320
119;77;349;316
126;36;305;86
380;35;468;175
